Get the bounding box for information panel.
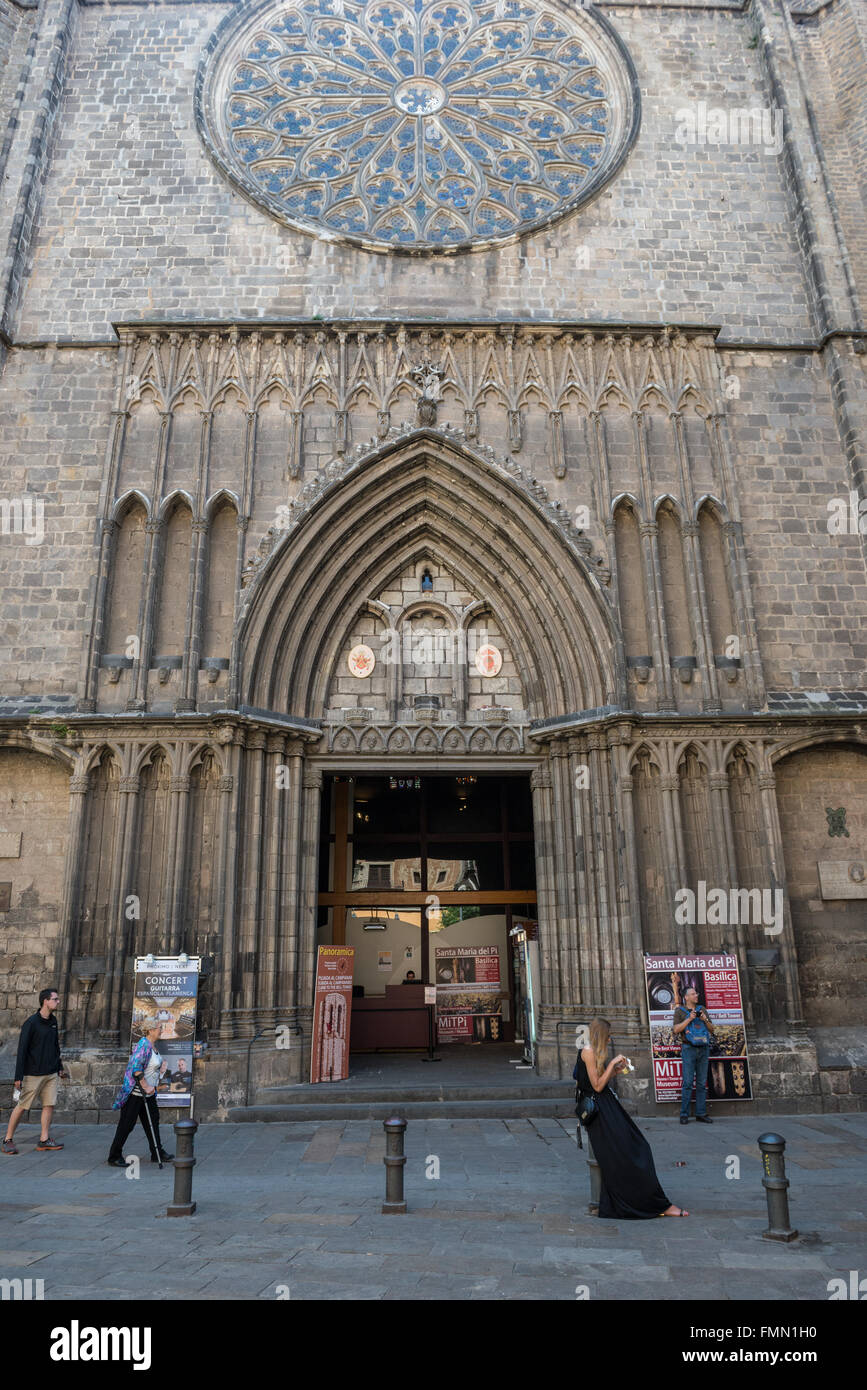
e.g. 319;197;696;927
311;946;355;1083
644;953;752;1103
132;957;200;1109
435;945;503;1043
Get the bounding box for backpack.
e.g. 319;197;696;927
682;1008;710;1046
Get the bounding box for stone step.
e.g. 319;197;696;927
228;1097;576;1121
253;1081;570;1105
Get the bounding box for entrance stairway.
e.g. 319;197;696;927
228;1045;575;1121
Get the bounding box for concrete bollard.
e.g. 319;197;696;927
382;1115;407;1214
167;1118;198;1217
585;1131;601;1215
758;1132;798;1242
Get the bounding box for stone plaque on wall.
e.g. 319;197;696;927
0;832;21;858
818;861;867;900
0;883;11;912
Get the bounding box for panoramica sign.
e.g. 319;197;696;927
196;0;639;252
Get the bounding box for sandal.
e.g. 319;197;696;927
660;1206;689;1217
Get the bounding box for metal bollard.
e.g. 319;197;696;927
382;1115;407;1215
758;1132;798;1242
167;1118;198;1218
585;1131;601;1216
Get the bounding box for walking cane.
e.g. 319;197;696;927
140;1090;163;1169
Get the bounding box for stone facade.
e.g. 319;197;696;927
0;0;864;1116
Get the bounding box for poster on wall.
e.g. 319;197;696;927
132;957;200;1109
511;920;540;1066
644;953;752;1103
311;946;355;1083
435;945;503;1043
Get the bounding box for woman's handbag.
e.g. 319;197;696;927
574;1086;599;1127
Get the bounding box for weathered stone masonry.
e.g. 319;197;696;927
0;0;865;1116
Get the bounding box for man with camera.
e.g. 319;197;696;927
673;986;716;1125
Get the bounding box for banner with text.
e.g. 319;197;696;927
132;957;200;1109
311;946;355;1083
644;953;752;1103
435;945;503;1043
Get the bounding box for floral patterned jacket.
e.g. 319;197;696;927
112;1036;153;1110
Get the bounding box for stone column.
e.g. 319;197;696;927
102;773;140;1040
659;770;688;954
240;730;267;1011
711;763;756;1020
278;740;306;1012
757;767;804;1026
181;514;210;711
295;768;323;1055
530;759;565;1074
576;733;604;1007
529;761;558;1009
615;759;648;1024
638;518;674;711
54;769;91;1030
216;730;241;1029
257;732;287;1011
167;773;192;954
550;743;579;1005
81;516;117;711
707;413;765;707
682;517;721;712
129;409;170;709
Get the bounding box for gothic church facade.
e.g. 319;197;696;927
0;0;865;1113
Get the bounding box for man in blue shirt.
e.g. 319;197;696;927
673;986;716;1125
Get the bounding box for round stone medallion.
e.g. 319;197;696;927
348;643;376;676
196;0;639;252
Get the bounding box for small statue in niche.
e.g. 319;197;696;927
412;359;443;427
826;806;850;838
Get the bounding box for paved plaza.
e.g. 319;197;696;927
0;1112;864;1301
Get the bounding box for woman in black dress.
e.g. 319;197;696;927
575;1017;688;1219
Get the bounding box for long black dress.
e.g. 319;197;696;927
574;1053;672;1219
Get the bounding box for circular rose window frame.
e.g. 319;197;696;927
195;0;641;255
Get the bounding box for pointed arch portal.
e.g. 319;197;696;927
238;430;620;721
227;430;627;1065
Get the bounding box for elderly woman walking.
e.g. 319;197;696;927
107;1019;173;1168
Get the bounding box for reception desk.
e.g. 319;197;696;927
350;984;430;1050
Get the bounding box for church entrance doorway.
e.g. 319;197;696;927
316;773;538;1058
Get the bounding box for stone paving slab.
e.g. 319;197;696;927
0;1113;864;1300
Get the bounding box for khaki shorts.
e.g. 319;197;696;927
19;1073;58;1109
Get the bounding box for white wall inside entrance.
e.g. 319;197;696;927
345;908;422;995
342;907;510;1011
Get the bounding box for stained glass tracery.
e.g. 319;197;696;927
198;0;638;251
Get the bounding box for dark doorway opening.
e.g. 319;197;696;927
316;773;537;1053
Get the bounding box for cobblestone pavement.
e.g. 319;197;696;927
1;1113;864;1300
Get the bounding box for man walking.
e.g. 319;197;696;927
2;987;68;1153
673;986;715;1125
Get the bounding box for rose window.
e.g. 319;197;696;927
197;0;639;251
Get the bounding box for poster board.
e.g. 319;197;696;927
511;920;540;1066
131;957;200;1109
311;946;355;1082
435;945;503;1043
644;953;752;1103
